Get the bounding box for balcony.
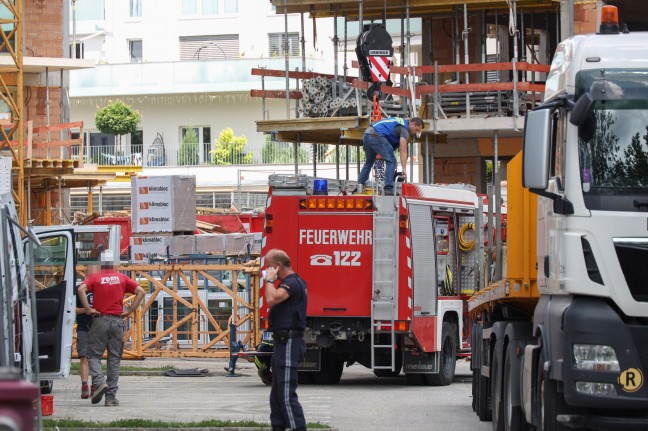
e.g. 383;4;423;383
69;57;329;97
73;139;381;168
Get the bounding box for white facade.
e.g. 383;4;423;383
69;0;335;167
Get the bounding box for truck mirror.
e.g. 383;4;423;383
570;92;594;126
523;109;552;190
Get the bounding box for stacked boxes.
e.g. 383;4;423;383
131;175;196;233
130;175;197;263
194;233;260;256
130;234;171;264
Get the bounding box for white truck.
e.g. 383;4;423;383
470;6;648;430
0;194;77;428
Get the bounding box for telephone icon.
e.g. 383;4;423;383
310;254;332;266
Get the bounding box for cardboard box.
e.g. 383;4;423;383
131;175;196;233
130;234;171;263
195;234;226;255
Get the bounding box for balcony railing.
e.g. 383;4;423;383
72;140;423;168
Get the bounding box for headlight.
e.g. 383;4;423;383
575;381;617;396
573;344;620;372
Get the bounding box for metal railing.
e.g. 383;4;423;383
70;140;391;168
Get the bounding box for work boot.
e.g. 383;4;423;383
91;383;108;404
81;383;90;399
384;188;394;196
105;398;120;407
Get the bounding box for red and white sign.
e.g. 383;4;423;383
368;56;391;82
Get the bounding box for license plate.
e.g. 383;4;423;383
262;331;273;342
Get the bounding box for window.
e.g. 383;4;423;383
223;0;237;13
130;0;142;17
182;0;236;16
202;0;217;14
182;0;197;15
268;32;299;57
75;0;105;21
179;35;239;60
129;40;142;63
179;126;212;165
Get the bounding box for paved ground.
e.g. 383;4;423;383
47;357;491;431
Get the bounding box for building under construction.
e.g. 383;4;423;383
252;0;644;193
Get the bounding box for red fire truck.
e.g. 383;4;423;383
259;175;482;385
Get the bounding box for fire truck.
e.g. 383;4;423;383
259;175;483;385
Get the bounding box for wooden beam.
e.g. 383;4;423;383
256;116;364;133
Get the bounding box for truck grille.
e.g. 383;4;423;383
614;239;648;302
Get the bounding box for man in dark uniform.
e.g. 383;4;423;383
358;116;424;195
264;249;308;431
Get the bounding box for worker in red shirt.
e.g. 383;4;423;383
78;263;145;406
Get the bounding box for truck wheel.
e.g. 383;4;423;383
475;367;492;421
312;351;344;385
373;350;402;377
491;345;504;431
40;380;53;394
536;351;574;431
427;322;457;386
504;348;528;430
298;371;315;385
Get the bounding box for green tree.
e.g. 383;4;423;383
94;100;141;153
178;127;199;166
210;128;253;165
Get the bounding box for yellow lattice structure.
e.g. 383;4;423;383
0;0;25;224
73;262;261;359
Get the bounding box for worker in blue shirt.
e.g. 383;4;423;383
358;117;424;195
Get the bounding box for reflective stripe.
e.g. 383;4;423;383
284;339;296;429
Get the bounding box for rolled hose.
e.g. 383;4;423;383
458;222;476;251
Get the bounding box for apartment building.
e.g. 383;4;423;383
68;0;335;169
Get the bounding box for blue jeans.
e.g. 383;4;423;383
358;132;397;191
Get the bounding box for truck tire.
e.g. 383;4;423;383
427;322;457;386
491;345;504;431
312;350;344;385
373;350;402;377
504;348;528;430
536;350;575;431
475;367;492;421
298;371;315;385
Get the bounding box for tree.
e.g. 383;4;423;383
178;127;199;166
210;128;253;165
94;100;141;154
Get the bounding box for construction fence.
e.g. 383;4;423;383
72;262;261;360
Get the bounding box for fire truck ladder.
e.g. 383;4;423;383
371;196;399;372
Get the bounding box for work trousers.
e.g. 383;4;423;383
358;132;397;191
88;315;125;400
270;337;306;430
